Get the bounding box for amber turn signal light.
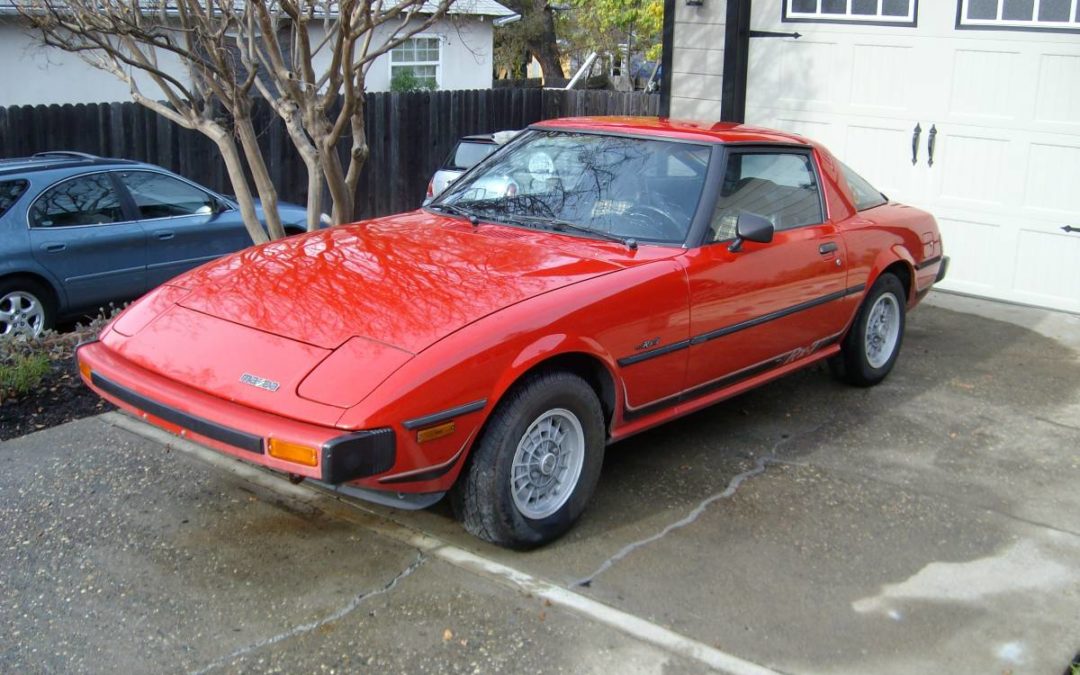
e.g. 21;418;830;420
267;438;319;467
78;362;92;381
416;421;455;443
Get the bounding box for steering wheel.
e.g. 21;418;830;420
621;205;684;241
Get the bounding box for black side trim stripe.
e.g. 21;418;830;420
915;255;943;270
91;372;264;454
624;334;842;421
617;339;692;367
402;399;487;430
617;284;865;367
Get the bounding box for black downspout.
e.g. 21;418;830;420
721;0;752;122
659;0;676;117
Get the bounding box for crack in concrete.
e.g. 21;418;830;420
572;454;775;589
189;551;427;675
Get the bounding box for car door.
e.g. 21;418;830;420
113;170;251;288
682;147;854;391
27;172;147;310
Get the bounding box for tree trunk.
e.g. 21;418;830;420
531;3;564;82
305;162;323;232
207;124;270;245
234;115;286;240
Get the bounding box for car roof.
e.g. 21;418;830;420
530;117;814;147
0;151;142;179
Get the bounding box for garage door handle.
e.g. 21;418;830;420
927;125;938;167
911;123;921;165
155;231;175;240
42;243;66;252
819;242;838;254
1063;225;1079;234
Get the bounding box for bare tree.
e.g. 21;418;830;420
17;0;456;240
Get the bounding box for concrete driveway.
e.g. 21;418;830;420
2;292;1078;674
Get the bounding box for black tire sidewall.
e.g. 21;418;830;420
844;274;906;386
469;373;605;548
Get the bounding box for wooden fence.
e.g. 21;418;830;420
0;88;660;219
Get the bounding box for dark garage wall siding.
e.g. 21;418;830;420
0;89;659;220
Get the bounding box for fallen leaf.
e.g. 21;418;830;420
442;628;453;642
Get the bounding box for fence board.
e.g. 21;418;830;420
2;89;658;219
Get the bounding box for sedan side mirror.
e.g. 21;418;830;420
728;212;775;253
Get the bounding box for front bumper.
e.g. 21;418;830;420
77;340;395;484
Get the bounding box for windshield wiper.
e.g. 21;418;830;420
428;202;480;226
504;214;638;250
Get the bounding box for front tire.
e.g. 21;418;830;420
830;273;906;387
451;372;605;549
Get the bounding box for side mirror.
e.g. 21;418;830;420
728;212;774;253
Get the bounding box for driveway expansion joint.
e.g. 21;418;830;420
188;551;427;675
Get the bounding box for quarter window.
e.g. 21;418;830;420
709;151;824;242
784;0;917;24
116;171;215;219
839;162;888;211
959;0;1080;29
390;37;441;88
29;174;125;228
0;180;29;218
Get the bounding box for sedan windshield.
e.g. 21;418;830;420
434;130;710;244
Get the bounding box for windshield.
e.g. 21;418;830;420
434;130;710;244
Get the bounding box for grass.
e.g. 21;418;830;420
0;353;52;398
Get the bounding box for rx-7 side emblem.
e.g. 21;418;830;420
636;337;661;351
240;373;280;392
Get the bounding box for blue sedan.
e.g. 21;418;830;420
0;151;309;337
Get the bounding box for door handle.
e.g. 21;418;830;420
911;123;921;165
1063;225;1079;234
927;125;938;167
42;243;66;252
819;242;838;254
155;231;175;240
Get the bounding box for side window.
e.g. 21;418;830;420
708;151;824;242
839;162;888;211
29;174;125;228
0;180;29;218
116;171;215;219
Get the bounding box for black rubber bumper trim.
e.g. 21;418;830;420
935;256;949;282
321;428;396;484
90;372;264;454
916;254;943;270
402;399;487;430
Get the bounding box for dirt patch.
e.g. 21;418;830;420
0;359;113;441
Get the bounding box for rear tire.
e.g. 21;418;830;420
450;372;605;549
829;273;906;387
0;279;55;338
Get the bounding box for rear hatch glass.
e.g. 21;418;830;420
445;141;496;171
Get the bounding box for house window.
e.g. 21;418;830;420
390;37;441;88
783;0;917;24
958;0;1080;30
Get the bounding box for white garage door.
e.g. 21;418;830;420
745;0;1080;313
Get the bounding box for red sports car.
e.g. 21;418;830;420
77;117;948;548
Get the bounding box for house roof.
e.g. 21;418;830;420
0;0;514;18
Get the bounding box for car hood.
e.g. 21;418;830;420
171;210;664;353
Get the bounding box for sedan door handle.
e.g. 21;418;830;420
155;231;175;240
42;243;66;252
819;242;838;254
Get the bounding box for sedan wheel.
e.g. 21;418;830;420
451;372;605;549
830;273;906;387
0;286;50;338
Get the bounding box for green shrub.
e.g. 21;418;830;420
390;70;436;93
0;353;51;397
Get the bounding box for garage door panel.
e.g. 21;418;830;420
1035;54;1080;126
1025;142;1080;215
850;44;913;111
845;123;919;200
1013;228;1080;311
779;41;839;108
949;49;1021;119
934;217;1002;291
935;134;1011;207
